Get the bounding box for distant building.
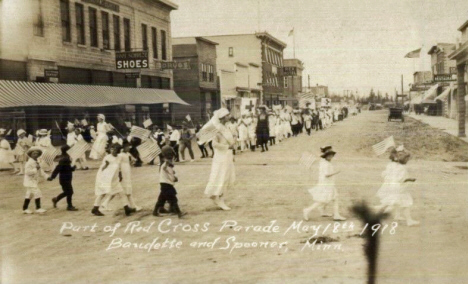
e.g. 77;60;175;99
428;43;457;76
413;71;432;85
283;58;304;107
203;32;287;113
306;84;329;97
172;37;220;122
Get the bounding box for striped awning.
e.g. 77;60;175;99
422;84;439;101
0;80;189;108
435;87;451;101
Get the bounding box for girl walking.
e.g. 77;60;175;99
22;147;49;214
303;146;346;221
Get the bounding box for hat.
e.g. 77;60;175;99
67;122;75;130
396;145;405;152
215;108;230;119
0;128;6;135
97;114;105;120
27;146;43;157
61;145;71;154
17;129;26;137
38;129;48;136
320;146;336;158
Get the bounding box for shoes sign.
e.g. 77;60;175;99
116;51;149;69
161;61;191;70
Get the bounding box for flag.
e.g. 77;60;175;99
143;118;153;129
41;146;60;166
196;122;219;145
68;139;91;161
372;136;395;156
6;129;11;136
288;28;294;37
81;119;88;126
129;126;151;141
27;135;34;145
299;152;316;169
167;124;173;131
74;118;80;125
185;114;192;122
125;121;132;128
404;48;421;58
137;139;161;163
241;98;257;114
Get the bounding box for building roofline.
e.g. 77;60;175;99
154;0;178;10
255;32;287;48
172;37;219;46
458;19;468;31
195;37;219;46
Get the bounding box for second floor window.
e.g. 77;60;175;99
89;8;98;47
124;18;131;51
75;3;85;44
60;0;71;42
113;15;120;51
161;30;167;60
152;27;158;59
33;0;44;37
102;12;110;49
142;24;148;51
201;64;207;81
208;65;214;82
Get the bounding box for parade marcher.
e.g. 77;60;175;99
196;124;209;158
66;122;89;170
49;145;78;211
268;110;277;145
92;144;134;216
153;152;186;218
169;125;181;162
248;112;257;151
128;135;143;167
101;141;142;212
90;114;111;160
0;128;15;172
256;106;270;152
204;108;236;210
179;123;195;162
291;110;299;137
226;117;239;154
238;112;250;152
14;129;31;175
35;129;54;172
375;146;419;226
303;110;313;136
22;147;49;214
274;111;283;142
303;146;347;221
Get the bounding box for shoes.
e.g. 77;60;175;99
83;167;89;170
333;215;347;221
124;205;134;216
23;209;33;214
178;212;188;219
52;197;58;208
134;206;142;212
179;159;186;163
36;208;46;213
67;206;78;211
91;207;104;216
218;196;231;211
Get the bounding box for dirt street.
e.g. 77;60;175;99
1;110;468;284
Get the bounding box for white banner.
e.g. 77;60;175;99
240;98;257;114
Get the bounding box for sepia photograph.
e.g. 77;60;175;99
1;0;468;283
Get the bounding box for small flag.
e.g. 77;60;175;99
167;124;173;131
186;114;192;122
372;136;395;156
196;123;219;145
68;139;91;161
47;129;52;136
137;139;161;163
404;48;421;58
129;126;151;141
288;28;294;37
125;121;132;128
74;118;80;125
143;118;153;129
81;119;88;126
6;129;12;136
299;152;317;169
40;146;60;167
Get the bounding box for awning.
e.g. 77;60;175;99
411;94;422;104
0;80;189;108
422;84;439;101
435;87;451;101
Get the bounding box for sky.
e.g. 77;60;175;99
170;0;468;97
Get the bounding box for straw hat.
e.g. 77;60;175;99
17;129;26;137
38;129;48;136
97;114;105;120
320;146;336;158
27;146;43;157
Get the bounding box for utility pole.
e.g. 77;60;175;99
401;74;404;105
308;74;310;92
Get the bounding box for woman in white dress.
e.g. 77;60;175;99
248;112;257;151
0;129;15;171
238;113;250;152
92;144;133;216
90;114;111;160
14;129;31;175
303;146;346;221
35;129;54;172
268;111;277;145
375;146;419;226
204;108;236;211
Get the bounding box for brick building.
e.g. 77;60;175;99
0;0;185;136
203;32;287;110
283;58;304;107
171;37;219;123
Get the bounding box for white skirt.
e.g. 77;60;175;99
90;134;107;160
205;148;235;196
308;184;337;204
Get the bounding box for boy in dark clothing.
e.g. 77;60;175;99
153;157;186;218
48;145;78;211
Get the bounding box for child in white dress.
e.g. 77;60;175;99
303;146;346;221
375;146;419;226
14;129;31;175
0;128;16;171
92;144;133;216
22;147;49;214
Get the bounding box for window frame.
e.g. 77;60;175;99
88;7;98;47
101;11;110;50
75;3;85;45
161;30;167;60
113;15;121;51
33;0;44;37
60;0;71;42
151;27;158;59
123;18;131;51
